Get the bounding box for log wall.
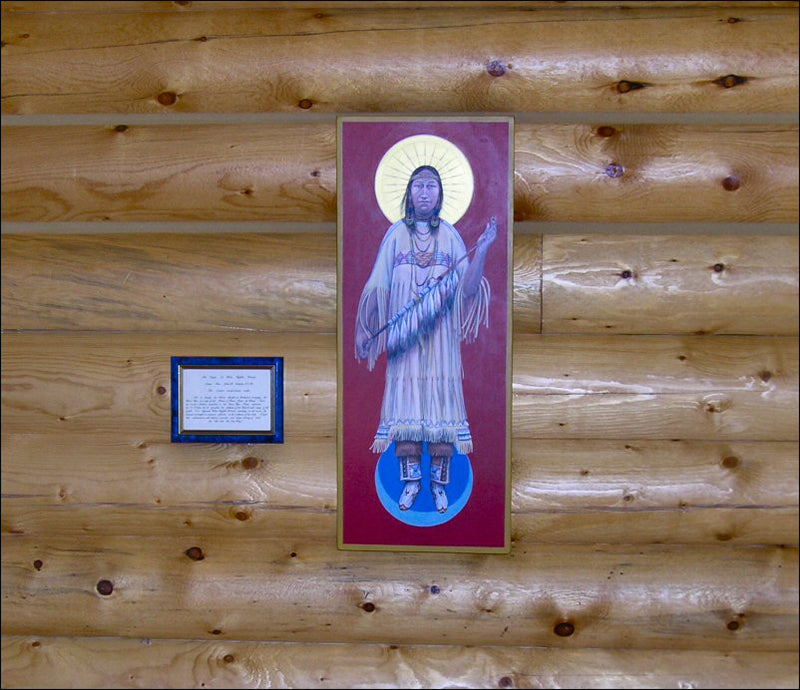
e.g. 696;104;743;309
2;2;798;688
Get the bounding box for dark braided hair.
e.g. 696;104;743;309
402;165;443;231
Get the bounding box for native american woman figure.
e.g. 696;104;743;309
355;165;497;513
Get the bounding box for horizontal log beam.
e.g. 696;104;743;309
2;333;797;440
2;124;797;223
542;234;799;334
2;7;797;114
3;501;797;547
2;636;798;689
0;233;537;333
3;234;797;335
6;2;800;13
3;435;796;514
2;635;798;690
2;525;797;649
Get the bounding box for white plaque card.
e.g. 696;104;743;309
171;357;284;443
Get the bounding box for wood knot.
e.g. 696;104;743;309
623;493;634;502
726;17;741;24
596;126;617;138
715;532;733;542
722;176;740;191
727;620;740;631
703;397;731;414
487;60;507;77
211;629;222;635
758;370;772;383
223;654;235;663
554;621;575;637
616;80;646;94
114;124;128;132
157;91;177;106
430;585;441;594
196;35;208;42
712;263;726;272
156;386;166;395
620;269;633;279
241;456;260;470
721;456;739;469
298;98;313;109
605;163;624;178
579;469;590;476
498;677;514;688
361;602;376;612
716;74;746;89
677;355;687;361
185;546;205;561
174;0;192;6
290;551;297;558
234;510;251;521
33;559;43;571
310;170;321;177
96;579;114;596
31;641;40;648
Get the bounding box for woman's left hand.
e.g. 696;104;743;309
478;216;498;251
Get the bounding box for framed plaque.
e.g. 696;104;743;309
171;357;284;444
337;117;513;553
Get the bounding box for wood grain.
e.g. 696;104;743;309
514;125;800;223
3;502;797;547
2;526;797;649
542;235;799;334
4;436;796;512
2;636;797;690
2;333;797;440
2;6;797;114
6;2;799;12
2;124;797;222
3;233;798;335
1;233;339;333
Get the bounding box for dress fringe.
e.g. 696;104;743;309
371;425;473;455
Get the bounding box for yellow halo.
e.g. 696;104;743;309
374;134;474;225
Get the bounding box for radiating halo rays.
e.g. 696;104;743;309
374;135;474;225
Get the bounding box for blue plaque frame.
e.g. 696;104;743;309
171;356;284;444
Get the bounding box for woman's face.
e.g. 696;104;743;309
410;173;440;220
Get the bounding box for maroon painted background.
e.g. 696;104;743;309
340;119;511;549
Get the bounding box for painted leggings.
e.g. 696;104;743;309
396;441;453;485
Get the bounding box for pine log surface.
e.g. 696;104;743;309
2;234;797;334
2;124;798;223
1;636;798;690
2;1;799;687
2;5;797;114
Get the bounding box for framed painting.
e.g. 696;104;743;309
337;117;513;553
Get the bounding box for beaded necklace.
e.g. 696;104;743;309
411;224;437;289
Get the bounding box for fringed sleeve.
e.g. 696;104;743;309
355;223;398;371
356;287;389;371
455;276;491;344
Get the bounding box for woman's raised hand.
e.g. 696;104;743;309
478;216;498;250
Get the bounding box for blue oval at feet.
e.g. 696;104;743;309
375;442;473;526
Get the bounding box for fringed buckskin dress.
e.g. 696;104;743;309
356;219;490;455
